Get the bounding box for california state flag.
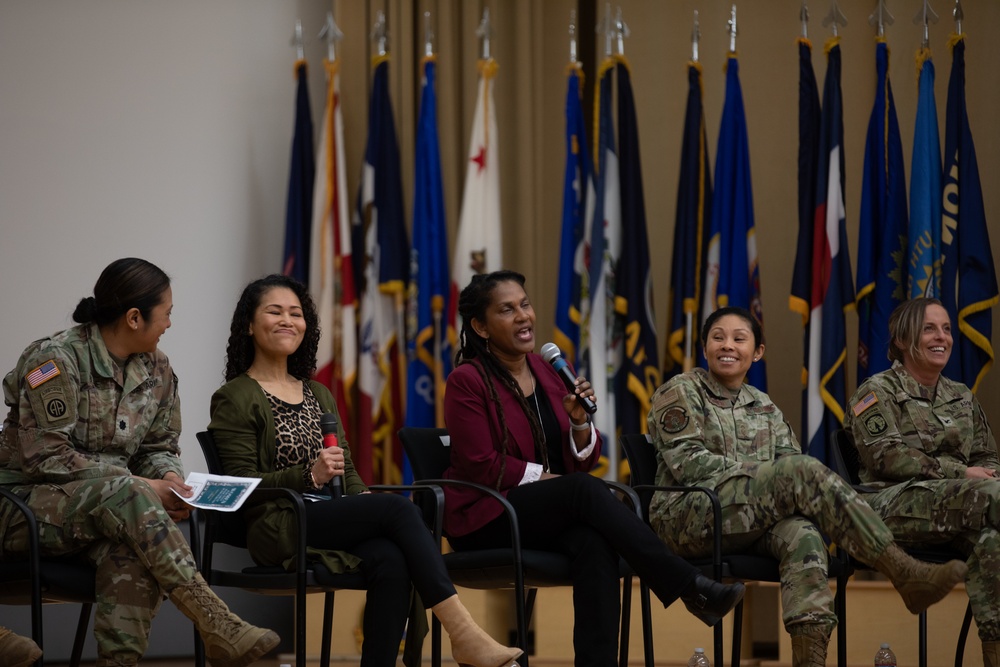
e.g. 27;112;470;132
309;57;357;441
450;58;502;317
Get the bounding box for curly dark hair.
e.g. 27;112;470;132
223;274;321;381
455;270;549;486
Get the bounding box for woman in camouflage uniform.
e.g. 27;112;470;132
648;306;968;667
845;297;1000;666
0;258;278;667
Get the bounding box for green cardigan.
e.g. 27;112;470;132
208;374;366;572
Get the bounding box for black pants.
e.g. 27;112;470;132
449;472;699;667
305;493;455;667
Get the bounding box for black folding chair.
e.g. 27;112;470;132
831;429;973;667
620;433;851;667
398;426;650;667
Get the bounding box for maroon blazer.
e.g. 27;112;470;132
442;353;603;537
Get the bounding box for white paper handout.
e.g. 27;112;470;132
173;472;261;512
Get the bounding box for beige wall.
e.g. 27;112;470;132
333;0;1000;434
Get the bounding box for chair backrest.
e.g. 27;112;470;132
619;433;656;486
194;430;249;548
196;430;226;475
831;429;863;485
398;427;451;481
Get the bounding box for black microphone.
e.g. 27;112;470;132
319;413;343;498
540;342;598;415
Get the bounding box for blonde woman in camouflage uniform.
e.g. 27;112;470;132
0;258;278;667
845;297;1000;666
648;306;968;667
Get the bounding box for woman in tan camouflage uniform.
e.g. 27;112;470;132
649;306;968;667
845;297;1000;666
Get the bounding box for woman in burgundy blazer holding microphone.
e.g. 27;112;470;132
444;270;746;667
209;274;521;667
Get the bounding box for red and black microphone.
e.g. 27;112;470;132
319;413;343;498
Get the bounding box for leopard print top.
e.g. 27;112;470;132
261;381;324;474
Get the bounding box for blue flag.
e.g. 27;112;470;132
614;60;659;439
908;50;943;299
941;35;998;392
282;61;315;282
703;55;766;391
354;57;410;485
406;57;452;430
554;64;591;367
856;41;908;382
664;61;712;382
796;39;855;465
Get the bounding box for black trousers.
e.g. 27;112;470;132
305;493;455;667
449;472;699;667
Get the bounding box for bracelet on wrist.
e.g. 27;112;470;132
570;416;591;431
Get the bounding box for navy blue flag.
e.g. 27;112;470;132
554;64;591;366
794;38;855;465
614;60;659;439
703;55;766;391
940;35;998;392
282;60;315;282
406;57;452;429
354;57;410;485
856;41;908;382
664;61;712;382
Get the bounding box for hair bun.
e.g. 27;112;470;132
72;296;99;324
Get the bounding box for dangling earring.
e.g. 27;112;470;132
248;327;253;336
485;338;491;355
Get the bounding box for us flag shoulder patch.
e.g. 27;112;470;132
26;360;61;389
852;391;878;416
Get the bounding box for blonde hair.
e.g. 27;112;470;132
887;297;946;363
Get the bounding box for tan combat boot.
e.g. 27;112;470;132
169;574;279;667
982;641;1000;667
432;594;523;667
873;544;968;614
789;625;830;667
0;626;42;667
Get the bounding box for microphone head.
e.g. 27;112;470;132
540;342;562;364
319;412;338;434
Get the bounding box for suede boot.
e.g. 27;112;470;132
169;574;279;667
680;574;747;626
432;594;523;667
790;625;830;667
0;626;42;667
872;544;968;614
983;641;1000;667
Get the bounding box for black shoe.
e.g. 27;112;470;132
680;574;746;627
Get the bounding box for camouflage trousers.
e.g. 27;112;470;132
661;455;894;633
866;478;1000;640
0;476;198;662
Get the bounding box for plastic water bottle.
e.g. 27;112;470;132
874;643;897;667
688;647;711;667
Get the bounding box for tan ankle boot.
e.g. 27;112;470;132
983;641;1000;667
169;574;279;667
790;625;830;667
873;544;968;614
0;626;42;667
432;594;523;667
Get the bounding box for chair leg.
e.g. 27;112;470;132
835;573;847;667
731;598;745;667
619;575;632;667
68;603;91;667
320;592;335;667
955;601;973;667
431;616;443;667
296;591;308;667
639;582;654;667
919;610;928;667
714;614;725;667
519;588;537;667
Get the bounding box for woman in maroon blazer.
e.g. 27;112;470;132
443;270;745;667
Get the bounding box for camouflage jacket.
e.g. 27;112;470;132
0;323;183;485
647;368;800;525
844;361;998;488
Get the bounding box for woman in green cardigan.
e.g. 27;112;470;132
209;274;520;667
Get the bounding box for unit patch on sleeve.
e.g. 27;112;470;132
863;409;888;437
25;360;61;389
660;406;689;434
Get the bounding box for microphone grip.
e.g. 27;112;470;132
322;432;344;499
551;357;598;415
